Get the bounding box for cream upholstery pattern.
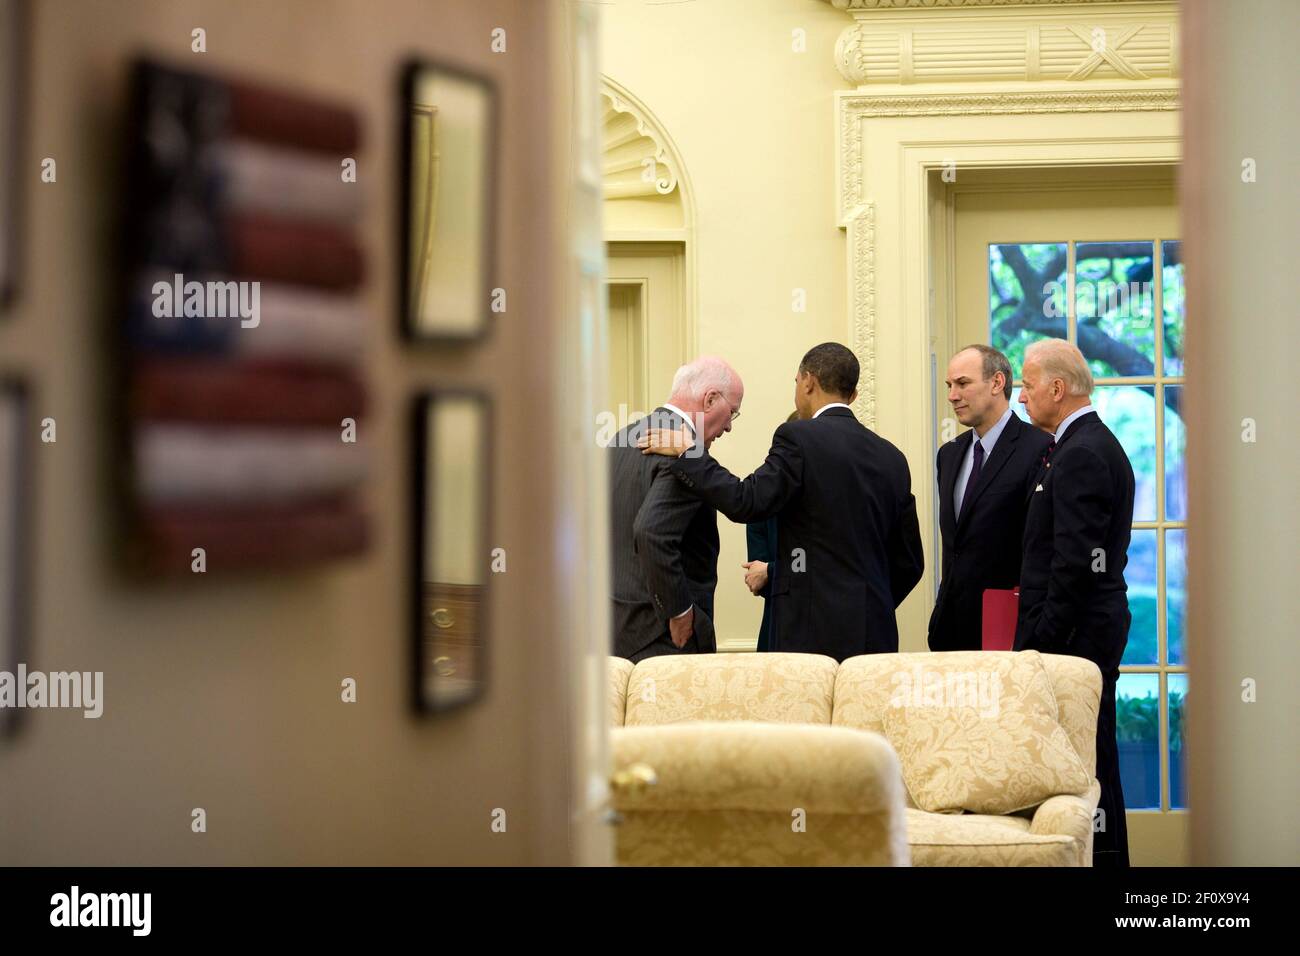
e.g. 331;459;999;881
612;721;910;866
608;651;1103;866
607;656;633;728
880;651;1092;815
623;653;838;726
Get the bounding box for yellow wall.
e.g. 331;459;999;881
601;0;849;651
0;0;578;864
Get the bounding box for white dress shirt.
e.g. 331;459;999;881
661;402;698;437
812;402;852;419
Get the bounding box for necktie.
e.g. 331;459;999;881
1041;440;1056;467
960;438;984;518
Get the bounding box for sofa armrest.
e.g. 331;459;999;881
611;721;905;816
1028;779;1102;866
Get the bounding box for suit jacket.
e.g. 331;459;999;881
928;413;1053;651
609;408;719;660
1014;411;1135;668
669;407;923;661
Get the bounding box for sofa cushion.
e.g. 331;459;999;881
624;653;837;726
905;809;1082;867
1035;654;1103;775
879;650;1091;815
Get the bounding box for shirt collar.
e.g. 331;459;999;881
813;402;852;419
1054;404;1095;444
661;402;697;437
974;406;1015;452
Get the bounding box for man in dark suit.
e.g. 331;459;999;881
609;356;744;661
639;343;923;662
929;345;1052;651
1015;338;1135;868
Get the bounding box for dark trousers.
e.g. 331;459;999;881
629;629;701;662
1093;668;1130;867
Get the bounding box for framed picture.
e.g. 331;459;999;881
0;378;30;735
1;0;27;308
400;60;497;343
410;390;492;714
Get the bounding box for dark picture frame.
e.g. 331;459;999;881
0;377;31;736
1;0;28;309
399;58;498;344
410;389;492;715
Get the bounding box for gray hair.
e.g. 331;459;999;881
669;356;733;402
1024;338;1093;398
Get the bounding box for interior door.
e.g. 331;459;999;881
605;241;686;427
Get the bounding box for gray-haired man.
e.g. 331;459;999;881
608;356;744;661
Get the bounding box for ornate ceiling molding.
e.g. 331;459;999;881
837;86;1177;221
825;0;1177;86
600;78;679;200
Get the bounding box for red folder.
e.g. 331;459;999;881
981;587;1019;651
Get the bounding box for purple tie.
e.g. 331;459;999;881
960;438;984;518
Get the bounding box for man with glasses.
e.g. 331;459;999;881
609;356;744;661
640;343;924;661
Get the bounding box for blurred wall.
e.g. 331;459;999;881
0;0;578;864
1183;0;1300;866
600;0;849;651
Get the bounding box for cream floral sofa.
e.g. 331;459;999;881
608;651;1103;866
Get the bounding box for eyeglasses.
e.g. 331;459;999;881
716;393;740;423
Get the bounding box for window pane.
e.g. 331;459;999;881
1011;390;1032;425
1162;240;1184;376
1093;385;1157;521
1164;384;1186;520
1166;529;1186;665
1117;673;1160;810
1168;674;1188;810
1123;529;1158;665
1075;241;1156;379
989;243;1067;373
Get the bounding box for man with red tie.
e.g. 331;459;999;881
1016;338;1136;868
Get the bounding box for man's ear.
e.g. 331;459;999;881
847;389;858;405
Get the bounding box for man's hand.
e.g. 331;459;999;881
742;560;768;595
668;605;694;648
638;426;693;458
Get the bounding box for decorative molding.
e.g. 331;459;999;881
847;202;878;429
827;1;1178;85
838;86;1177;220
600;78;679;199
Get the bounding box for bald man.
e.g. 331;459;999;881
608;356;744;661
1017;338;1135;868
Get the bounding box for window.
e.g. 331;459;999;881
988;239;1187;812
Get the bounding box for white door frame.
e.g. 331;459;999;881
835;83;1180;653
